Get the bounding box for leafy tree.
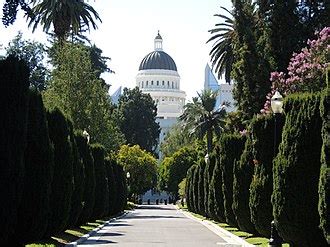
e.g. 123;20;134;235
205;151;216;218
112;163;127;213
43;42;124;152
207;6;235;84
2;0;32;26
105;157;117;216
180;89;227;154
27;0;101;41
6;32;49;91
117;145;157;197
116;87;160;154
0;56;29;244
178;178;186;200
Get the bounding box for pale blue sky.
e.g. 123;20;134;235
0;0;232;99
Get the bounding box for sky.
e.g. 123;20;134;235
0;0;232;100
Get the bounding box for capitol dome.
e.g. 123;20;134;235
139;51;177;71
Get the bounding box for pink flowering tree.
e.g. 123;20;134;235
262;27;329;114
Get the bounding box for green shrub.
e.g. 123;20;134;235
272;93;327;246
211;148;225;222
197;158;206;216
12;90;53;244
0;56;29;244
91;144;109;219
233;134;256;234
67;127;85;227
220;134;246;226
319;90;330;244
185;165;194;212
113;162;127;213
249;114;284;237
105;157;117;216
192;164;200;213
75;133;95;225
206;151;216;219
46;108;74;235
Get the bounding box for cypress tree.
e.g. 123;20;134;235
187;165;197;213
46;108;73;235
67;126;85;227
232;134;256;234
185;165;193;211
75;133;95;225
272;93;327;246
106;157;118;216
192;164;200;214
220;134;245;226
197;159;206;216
249;114;284;238
12;90;53;244
212;150;225;222
204;152;215;218
91;144;109;219
319;91;330;243
116;164;128;212
0;56;29;244
207;151;217;220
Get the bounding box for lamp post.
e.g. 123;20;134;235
126;172;131;201
269;90;283;247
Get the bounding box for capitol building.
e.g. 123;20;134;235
136;32;186;154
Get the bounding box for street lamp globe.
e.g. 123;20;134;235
271;91;284;114
82;129;90;144
126;172;131;179
204;153;210;165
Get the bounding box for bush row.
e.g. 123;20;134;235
186;92;328;246
0;57;127;245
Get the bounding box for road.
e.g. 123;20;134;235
76;204;242;247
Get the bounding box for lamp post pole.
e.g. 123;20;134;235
126;172;131;201
269;90;283;247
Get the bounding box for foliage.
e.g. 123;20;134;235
178;178;186;199
232;130;256;234
272;93;327;246
44;42;124;151
112;163;127;213
206;151;217;219
67;126;85;227
2;0;32;26
27;0;101;41
319;90;330;243
75;133;95;226
117;145;157;196
207;6;234;83
186;165;197;212
116;87;160;154
12;89;53;244
0;56;29;244
158;146;198;196
105;157;117;216
180;89;227;153
91;144;109;219
5;32;49;91
263;27;329;113
192;164;200;213
197;158;206;216
249;114;284;238
45;108;73;235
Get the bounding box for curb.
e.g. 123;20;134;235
178;208;255;247
65;211;129;247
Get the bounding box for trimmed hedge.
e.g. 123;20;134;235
12;90;53;244
192;164;200;213
75;133;95;225
113;163;127;213
46;108;73;235
206;151;216;219
105;157;117;216
319;90;330;244
249;114;284;237
197;158;206;216
185;165;194;212
233;133;256;234
272;93;327;246
0;56;30;244
212;148;225;222
220;134;245;227
91;144;109;219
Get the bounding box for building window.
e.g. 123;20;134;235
167;81;170;87
162;81;165;86
146;81;148;86
151;81;154;85
157;81;159;86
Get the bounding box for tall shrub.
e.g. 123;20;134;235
67;127;85;227
233;133;256;234
46;108;73;235
105;157;117;216
272;93;327;246
249;114;284;237
12;90;53;244
75;133;95;225
185;165;194;212
220;134;246;226
0;56;29;244
192;164;200;214
212;149;225;222
319;90;330;244
113;163;127;213
206;152;216;219
197;159;206;216
91;144;109;219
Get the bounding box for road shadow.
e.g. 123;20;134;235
125;215;184;220
95;232;124;237
137;205;176;210
80;239;117;244
105;223;132;227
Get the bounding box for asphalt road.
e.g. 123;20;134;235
76;204;242;247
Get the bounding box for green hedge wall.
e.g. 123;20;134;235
197;159;206;216
113;162;127;213
0;56;29;244
206;151;216;219
220;134;246;227
46;108;73;235
272;93;327;246
13;90;53;244
186;164;195;212
75;133;95;225
233;134;256;234
192;164;200;214
249;114;284;237
319;90;330;244
105;157;117;216
212;148;225;222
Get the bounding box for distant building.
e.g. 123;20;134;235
136;32;186;155
204;64;236;112
111;86;122;105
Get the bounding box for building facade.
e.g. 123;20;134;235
136;32;186;152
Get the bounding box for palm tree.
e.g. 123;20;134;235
179;90;228;154
27;0;101;41
207;7;235;84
